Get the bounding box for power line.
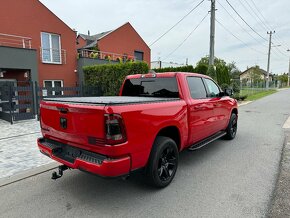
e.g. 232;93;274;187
217;1;267;48
149;0;205;47
248;0;273;30
243;0;269;31
246;0;290;50
163;13;208;61
236;0;268;32
225;0;268;42
215;18;266;55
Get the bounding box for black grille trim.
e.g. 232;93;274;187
39;137;106;164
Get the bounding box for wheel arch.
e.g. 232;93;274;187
231;108;238;115
155;126;181;151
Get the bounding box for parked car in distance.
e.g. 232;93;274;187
38;72;238;188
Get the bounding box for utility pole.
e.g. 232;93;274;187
287;49;290;87
266;31;275;89
209;0;216;67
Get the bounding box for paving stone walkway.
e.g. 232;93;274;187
0;119;54;179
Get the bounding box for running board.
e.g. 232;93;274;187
188;131;226;151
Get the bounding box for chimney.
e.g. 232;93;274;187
88;30;90;36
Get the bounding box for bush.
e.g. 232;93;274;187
153;65;195;73
83;62;149;96
232;93;247;101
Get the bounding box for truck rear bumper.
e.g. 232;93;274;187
37;137;131;177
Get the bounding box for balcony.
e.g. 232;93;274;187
0;33;32;49
78;49;135;62
40;48;67;65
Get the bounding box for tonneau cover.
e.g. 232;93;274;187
43;96;180;105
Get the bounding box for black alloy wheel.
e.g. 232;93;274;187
158;147;177;181
225;113;238;140
146;136;179;188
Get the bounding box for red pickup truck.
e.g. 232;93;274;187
38;72;238;187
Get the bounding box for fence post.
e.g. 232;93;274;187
79;83;83;96
34;81;40;121
30;81;36;117
8;83;13;124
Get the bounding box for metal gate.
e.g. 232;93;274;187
0;81;35;123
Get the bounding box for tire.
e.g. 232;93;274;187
224;113;238;140
146;136;179;188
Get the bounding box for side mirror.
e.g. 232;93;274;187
224;88;233;96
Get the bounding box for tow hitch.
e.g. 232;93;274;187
51;165;69;180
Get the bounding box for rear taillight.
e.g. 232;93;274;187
105;114;127;145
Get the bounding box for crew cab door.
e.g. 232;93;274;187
186;76;215;144
203;78;230;133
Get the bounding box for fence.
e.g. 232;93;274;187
0;81;102;124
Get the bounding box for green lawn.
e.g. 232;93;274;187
240;89;277;101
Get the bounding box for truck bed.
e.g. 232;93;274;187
43;96;180;105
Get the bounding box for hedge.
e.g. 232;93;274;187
83;62;149;96
153;65;195;73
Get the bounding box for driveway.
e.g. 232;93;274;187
0;119;54;179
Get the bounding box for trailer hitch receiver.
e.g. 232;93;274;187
51;165;69;180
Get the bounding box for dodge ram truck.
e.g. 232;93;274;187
38;72;238;187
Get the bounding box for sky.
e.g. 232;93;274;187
39;0;290;74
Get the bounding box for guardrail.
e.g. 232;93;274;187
78;49;136;62
0;33;32;49
40;48;66;64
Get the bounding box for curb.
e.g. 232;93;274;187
267;131;290;217
0;162;59;188
238;101;252;107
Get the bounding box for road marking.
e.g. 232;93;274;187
283;116;290;129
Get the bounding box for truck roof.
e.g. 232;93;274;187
126;72;211;79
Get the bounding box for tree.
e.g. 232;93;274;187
278;73;288;87
195;56;230;86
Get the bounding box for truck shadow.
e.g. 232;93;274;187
53;138;231;198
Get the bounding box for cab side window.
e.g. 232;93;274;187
187;77;207;99
204;79;220;97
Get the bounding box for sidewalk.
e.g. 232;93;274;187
0;119;54;179
268;125;290;217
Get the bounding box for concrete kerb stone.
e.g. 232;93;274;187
267;130;290;217
0;162;59;188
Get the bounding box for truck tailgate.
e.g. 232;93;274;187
40;100;106;149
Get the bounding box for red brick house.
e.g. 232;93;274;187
76;22;150;84
77;22;150;64
0;0;77;89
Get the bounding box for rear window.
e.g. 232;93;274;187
122;77;179;98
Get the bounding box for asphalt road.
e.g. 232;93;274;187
1;89;290;218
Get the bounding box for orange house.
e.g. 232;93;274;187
0;0;77;89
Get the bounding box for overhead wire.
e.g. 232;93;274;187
149;0;205;47
217;1;267;48
215;18;266;55
225;0;268;41
163;13;209;61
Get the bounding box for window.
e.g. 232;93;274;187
204;78;220;97
187;77;207;99
43;80;63;96
41;32;61;64
122;77;179;98
134;51;144;61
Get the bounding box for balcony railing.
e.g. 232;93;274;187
40;48;66;64
0;33;32;49
78;49;136;62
